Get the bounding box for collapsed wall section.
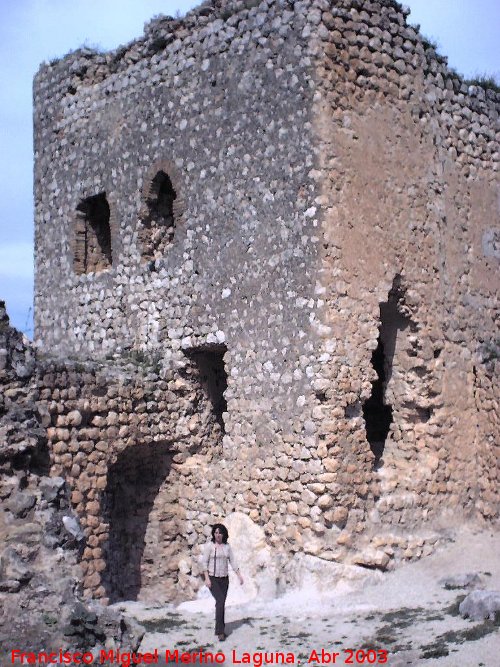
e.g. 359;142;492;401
0;304;142;648
36;352;229;602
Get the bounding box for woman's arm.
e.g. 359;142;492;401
201;543;212;588
228;544;244;585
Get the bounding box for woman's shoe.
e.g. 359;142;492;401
218;633;226;641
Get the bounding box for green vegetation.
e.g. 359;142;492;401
465;74;500;93
442;595;466;617
421;34;439;52
380;606;425;629
416;29;499;94
49;42;103;66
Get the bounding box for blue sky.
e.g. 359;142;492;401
0;0;498;337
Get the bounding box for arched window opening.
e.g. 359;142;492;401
74;192;112;274
139;171;177;262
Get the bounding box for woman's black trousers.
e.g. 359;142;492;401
209;575;229;634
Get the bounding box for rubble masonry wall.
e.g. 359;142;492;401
32;0;499;601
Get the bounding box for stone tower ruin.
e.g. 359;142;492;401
33;0;499;603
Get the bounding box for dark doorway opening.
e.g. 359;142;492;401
363;278;409;467
185;345;228;433
102;441;174;603
74;192;112;274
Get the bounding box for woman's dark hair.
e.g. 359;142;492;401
211;523;229;543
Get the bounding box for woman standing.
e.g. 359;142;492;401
202;523;244;640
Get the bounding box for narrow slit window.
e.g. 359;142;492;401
140;171;177;262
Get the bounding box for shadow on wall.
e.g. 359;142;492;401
101;441;173;603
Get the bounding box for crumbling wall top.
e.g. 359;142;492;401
34;0;499;112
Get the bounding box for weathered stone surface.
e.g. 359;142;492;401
439;572;484;590
225;512;279;601
0;547;33;586
352;547;391;571
285;553;383;594
459;590;500;621
39;475;65;502
6;491;36;518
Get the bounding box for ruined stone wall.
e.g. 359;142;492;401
310;0;499;562
32;0;499;600
36;352;228;602
0;303;142;647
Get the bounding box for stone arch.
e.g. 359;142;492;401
73;191;117;274
138;160;185;262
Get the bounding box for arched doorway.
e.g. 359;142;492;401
102;442;182;602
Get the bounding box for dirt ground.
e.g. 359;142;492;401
116;525;500;667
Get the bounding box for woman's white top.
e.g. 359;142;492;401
202;542;239;577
